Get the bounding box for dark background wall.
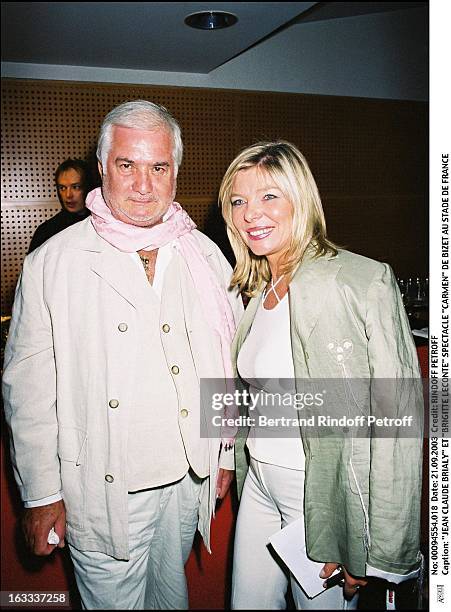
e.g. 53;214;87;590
1;78;427;314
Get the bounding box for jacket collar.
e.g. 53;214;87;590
66;220;217;311
67;218;154;309
66;218;217;258
66;217;108;252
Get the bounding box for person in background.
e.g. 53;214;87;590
219;141;423;610
28;158;92;253
3;100;242;610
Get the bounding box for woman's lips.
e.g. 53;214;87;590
246;227;274;240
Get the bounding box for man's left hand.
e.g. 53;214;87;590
216;468;234;500
321;562;368;599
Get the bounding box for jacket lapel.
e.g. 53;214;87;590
68;219;148;309
290;251;342;345
232;251;342;364
91;252;148;309
231;293;261;370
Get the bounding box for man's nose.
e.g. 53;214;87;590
133;169;153;194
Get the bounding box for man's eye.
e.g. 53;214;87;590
153;166;166;174
119;163;132;170
231;199;245;207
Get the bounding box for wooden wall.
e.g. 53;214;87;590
1;79;428;313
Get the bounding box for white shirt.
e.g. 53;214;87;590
237;293;305;471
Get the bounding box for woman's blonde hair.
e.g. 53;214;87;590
219;141;337;296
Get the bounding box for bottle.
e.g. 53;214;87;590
397;278;406;301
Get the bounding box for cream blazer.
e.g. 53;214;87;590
3;219;242;559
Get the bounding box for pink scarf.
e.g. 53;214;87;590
86;188;237;445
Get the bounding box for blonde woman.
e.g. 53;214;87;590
219;141;423;610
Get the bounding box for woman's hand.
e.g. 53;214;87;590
321;562;368;599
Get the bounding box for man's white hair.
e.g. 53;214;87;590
97;100;183;175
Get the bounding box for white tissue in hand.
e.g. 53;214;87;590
47;527;60;545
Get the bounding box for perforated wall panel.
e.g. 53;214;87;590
1;202;60;310
1;79;427;313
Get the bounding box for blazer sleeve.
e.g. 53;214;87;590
215;249;243;471
364;263;423;575
2;252;61;502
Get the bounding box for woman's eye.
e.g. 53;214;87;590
231;199;245;207
264;193;276;200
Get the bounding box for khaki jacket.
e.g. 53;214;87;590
3;219;242;559
232;249;423;577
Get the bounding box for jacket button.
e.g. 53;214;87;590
180;409;189;418
118;323;128;332
105;474;114;483
162;324;170;333
109;399;119;409
171;365;180;375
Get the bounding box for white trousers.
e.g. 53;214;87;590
232;458;357;610
68;471;202;610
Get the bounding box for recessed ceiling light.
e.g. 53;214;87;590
185;11;238;30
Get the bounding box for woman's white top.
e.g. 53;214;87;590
237;293;305;470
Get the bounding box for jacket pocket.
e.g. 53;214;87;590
58;427;87;530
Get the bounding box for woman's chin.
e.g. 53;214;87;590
246;241;271;257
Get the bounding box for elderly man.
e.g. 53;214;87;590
3;100;242;610
28;158;92;253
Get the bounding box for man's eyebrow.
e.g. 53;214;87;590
114;158;170;167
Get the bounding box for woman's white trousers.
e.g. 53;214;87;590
232;458;358;610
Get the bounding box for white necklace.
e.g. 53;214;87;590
263;274;285;303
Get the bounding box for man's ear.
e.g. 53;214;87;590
97;161;104;179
